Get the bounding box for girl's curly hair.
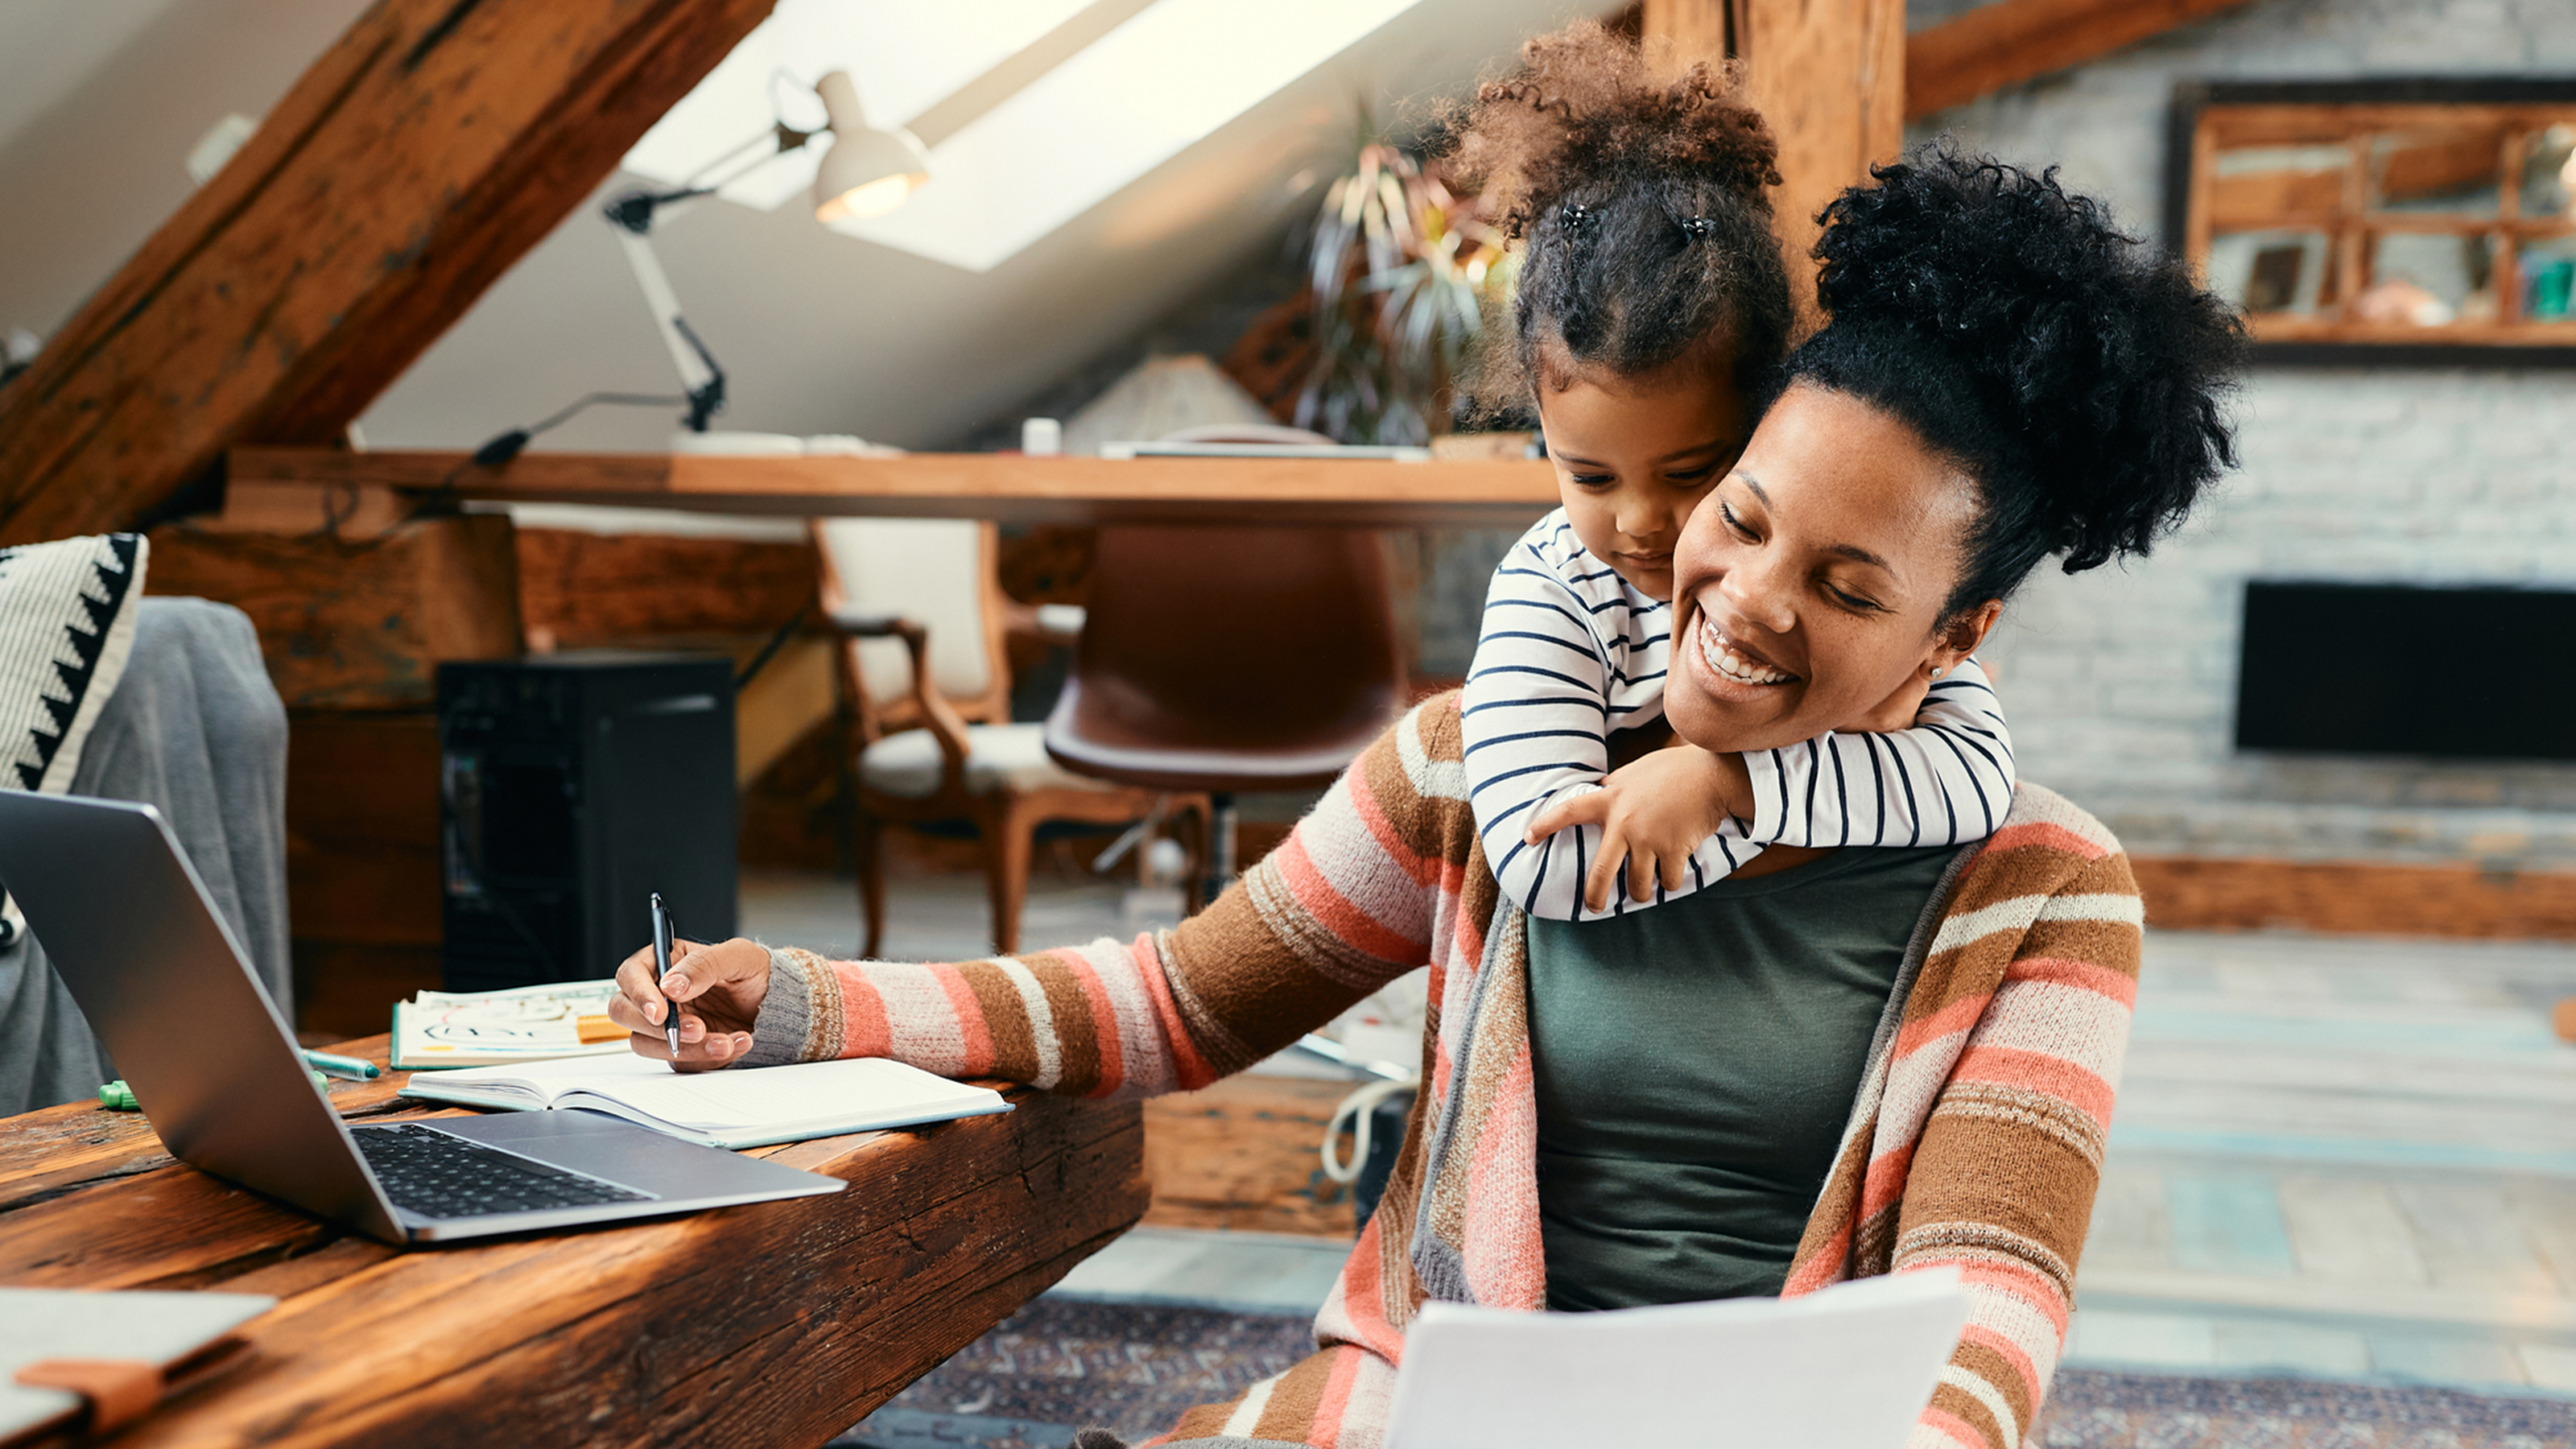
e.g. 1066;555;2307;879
1436;22;1792;405
1787;145;2247;620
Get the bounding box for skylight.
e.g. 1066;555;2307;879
625;0;1091;215
623;0;1425;274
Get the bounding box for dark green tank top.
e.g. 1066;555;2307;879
1525;845;1956;1312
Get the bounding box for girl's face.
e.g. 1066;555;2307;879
1535;358;1751;601
1665;382;2001;754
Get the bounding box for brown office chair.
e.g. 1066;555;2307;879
815;517;1206;957
1043;514;1408;896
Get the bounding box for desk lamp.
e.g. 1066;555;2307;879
449;72;927;477
598;70;930;437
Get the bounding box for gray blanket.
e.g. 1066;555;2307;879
0;597;289;1115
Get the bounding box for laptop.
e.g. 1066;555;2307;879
0;791;843;1244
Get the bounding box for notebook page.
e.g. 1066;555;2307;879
441;1051;670;1099
559;1058;1001;1133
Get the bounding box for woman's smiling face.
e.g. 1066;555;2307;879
1666;382;2000;754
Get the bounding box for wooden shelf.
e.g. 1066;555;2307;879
230;446;1563;529
2247;316;2576;345
2175;84;2576;358
2201;101;2576;147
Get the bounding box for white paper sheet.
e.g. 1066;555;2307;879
1381;1268;1971;1449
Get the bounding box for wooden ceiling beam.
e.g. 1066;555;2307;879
1638;0;1733;67
0;0;777;547
1740;0;1906;286
1905;0;2256;121
1647;0;1905;318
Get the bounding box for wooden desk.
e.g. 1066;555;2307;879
229;446;1562;529
0;1038;1149;1447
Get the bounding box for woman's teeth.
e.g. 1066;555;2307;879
1699;619;1792;686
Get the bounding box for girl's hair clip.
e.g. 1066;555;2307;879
1679;217;1715;241
1560;201;1591;233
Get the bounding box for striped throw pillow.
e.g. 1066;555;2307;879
0;533;149;945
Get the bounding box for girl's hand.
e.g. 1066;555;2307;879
1852;668;1937;734
1525;747;1752;912
608;936;773;1070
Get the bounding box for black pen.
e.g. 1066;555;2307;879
650;892;682;1062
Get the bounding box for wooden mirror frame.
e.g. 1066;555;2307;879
2165;77;2576;367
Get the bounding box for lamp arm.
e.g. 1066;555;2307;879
668;316;727;433
609;225;726;431
597;118;806;433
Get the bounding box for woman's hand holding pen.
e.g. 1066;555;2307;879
608;937;772;1071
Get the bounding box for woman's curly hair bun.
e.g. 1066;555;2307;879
1792;145;2247;612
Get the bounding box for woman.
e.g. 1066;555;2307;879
610;131;2239;1449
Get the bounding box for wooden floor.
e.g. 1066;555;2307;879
743;869;2576;1396
2080;929;2576;1393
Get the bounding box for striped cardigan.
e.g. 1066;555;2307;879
745;692;2141;1449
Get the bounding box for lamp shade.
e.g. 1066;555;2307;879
812;70;929;223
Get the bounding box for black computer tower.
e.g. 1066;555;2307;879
437;653;737;993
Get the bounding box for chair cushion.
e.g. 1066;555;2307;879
815;518;996;705
861;722;1126;801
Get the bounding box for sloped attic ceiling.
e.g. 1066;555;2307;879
0;0;1601;456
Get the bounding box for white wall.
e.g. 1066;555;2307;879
0;0;372;347
1919;0;2576;867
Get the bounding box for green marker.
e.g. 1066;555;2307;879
99;1070;329;1111
300;1049;381;1081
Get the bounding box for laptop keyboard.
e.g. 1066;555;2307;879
353;1122;656;1219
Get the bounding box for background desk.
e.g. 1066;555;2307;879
0;1037;1148;1448
227;445;1562;529
168;448;1555;1043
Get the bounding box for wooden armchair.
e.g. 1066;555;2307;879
813;518;1205;958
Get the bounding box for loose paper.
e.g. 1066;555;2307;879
1382;1268;1971;1449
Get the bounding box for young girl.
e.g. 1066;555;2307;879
1449;29;2015;919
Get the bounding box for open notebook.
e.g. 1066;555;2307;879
398;1055;1011;1150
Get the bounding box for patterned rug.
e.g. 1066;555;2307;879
836;1299;1313;1448
833;1298;2576;1449
2041;1370;2576;1448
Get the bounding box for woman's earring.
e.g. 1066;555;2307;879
1930;666;1946;679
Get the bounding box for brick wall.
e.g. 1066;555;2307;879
1916;0;2576;868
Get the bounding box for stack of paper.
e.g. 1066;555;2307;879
391;980;630;1070
1381;1269;1971;1449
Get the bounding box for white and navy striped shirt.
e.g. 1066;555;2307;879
1459;509;2017;922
